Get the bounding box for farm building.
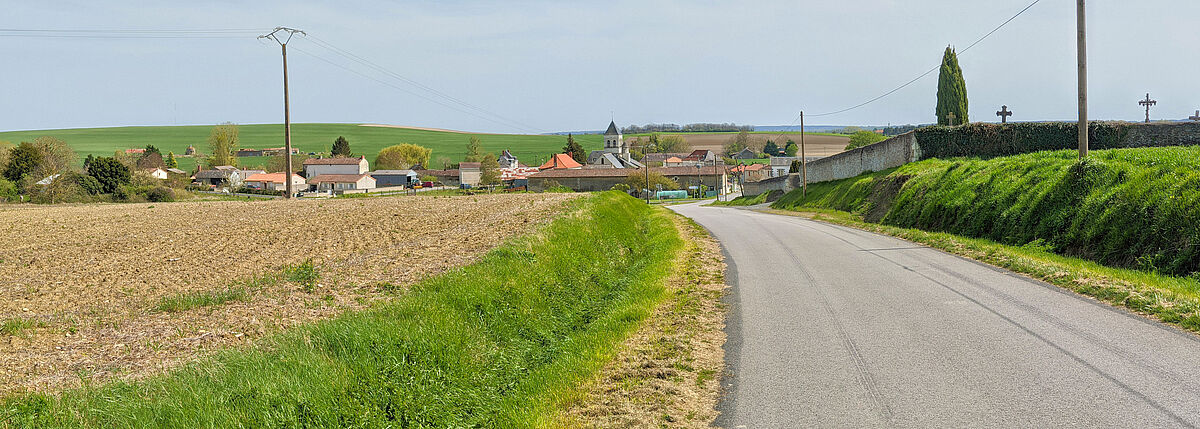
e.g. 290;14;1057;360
498;150;519;169
244;173;306;191
419;169;460;187
459;162;482;187
663;156;686;167
733;148;758;160
236;149;264;157
303;156;369;178
262;147;299;156
642;153;690;165
308;173;377;192
527;166;727;193
683;150;719;165
371;170;419;187
193;168;242;187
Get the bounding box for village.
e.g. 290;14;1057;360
169;121;806;198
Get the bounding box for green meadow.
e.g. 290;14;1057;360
0;124;603;172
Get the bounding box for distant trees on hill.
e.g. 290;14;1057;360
621;123;753;134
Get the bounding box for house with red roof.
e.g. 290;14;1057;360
538;153;583;170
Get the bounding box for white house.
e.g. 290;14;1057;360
308;173;377;192
141;168;169;180
303;156;369;178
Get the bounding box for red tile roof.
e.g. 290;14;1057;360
538;153;583;170
245;173;305;184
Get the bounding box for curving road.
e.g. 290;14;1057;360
669;202;1200;428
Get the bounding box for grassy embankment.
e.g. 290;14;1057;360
0;124;603;172
1;192;683;428
769;147;1200;332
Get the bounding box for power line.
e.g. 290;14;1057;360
804;0;1043;118
0;28;266;39
291;46;543;134
303;35;545;133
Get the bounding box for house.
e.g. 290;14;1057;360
303;156;369;178
124;148;146;155
371;170;419;187
768;157;802;177
500;165;540;181
538;153;583;170
642;153;690;165
184;145;196;156
244;173;306;191
528;166;728;193
141;168;169;180
308;173;377;192
498;150;519;169
683;150;719;165
459;162;482;187
235;169;266;184
730;163;769;181
663;156;687;167
193;167;242;187
733;148;758;160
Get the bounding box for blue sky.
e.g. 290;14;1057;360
2;0;1198;133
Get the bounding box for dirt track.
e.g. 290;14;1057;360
0;194;578;394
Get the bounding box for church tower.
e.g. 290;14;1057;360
603;120;625;155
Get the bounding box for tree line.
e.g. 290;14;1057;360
621;123;754;134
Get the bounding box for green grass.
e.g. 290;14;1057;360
0;124;603;172
1;192;683;428
769;208;1200;334
773;146;1200;277
0;319;42;338
153;288;249;313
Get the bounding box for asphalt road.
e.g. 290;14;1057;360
669;203;1200;428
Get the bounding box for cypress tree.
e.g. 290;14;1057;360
936;46;969;126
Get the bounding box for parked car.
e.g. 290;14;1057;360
422;181;434;188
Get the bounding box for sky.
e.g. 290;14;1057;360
2;0;1198;134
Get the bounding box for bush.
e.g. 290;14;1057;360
0;178;18;202
87;157;132;193
913;122;1131;160
69;173;104;195
146;186;175;202
234;187;284;196
845;130;888;150
111;185;130;201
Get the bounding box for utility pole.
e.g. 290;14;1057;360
800;111;807;197
1076;0;1088;158
260;27;306;198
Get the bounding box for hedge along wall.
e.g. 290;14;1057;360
913;121;1200;160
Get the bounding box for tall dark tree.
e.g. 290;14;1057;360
87;156;131;194
331;136;352;157
144;145;162;157
763;140;779;157
3;142;43;183
789;160;801;174
563;134;585;164
936;46;969;126
84;154;96;171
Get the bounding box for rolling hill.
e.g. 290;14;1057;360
0;123;604;172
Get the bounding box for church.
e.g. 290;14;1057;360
586;121;645;169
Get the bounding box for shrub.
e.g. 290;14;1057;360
69;173;104;195
146;186;175;202
845;130;888;150
0;178;18;201
87;157;132;193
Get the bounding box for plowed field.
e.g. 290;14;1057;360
0;194;579;394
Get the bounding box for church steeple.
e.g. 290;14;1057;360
603;120;624;154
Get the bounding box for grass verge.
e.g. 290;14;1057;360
1;191;683;428
710;190;783;207
765;208;1200;334
556;214;727;427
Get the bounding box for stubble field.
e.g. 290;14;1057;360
0;193;579;395
630;132;850;158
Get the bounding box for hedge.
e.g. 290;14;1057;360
913;122;1131;160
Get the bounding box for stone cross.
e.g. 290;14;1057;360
1139;93;1157;123
996;105;1013;124
946;112;957;126
1190;110;1200;121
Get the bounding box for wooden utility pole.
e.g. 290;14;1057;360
800;111;807;197
1076;0;1088;158
260;27;306;198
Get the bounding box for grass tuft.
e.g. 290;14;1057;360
153;288;249;313
0;319;41;338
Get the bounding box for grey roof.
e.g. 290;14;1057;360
194;170;233;179
604;121;620;136
769;156;799;166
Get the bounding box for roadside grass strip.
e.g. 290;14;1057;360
1;191;683;428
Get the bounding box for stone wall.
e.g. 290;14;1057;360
742;175;789;196
1122;122;1200;148
802;132;917;184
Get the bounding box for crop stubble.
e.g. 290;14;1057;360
0;193;579;394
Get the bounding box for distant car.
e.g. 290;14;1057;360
422;181;434;188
